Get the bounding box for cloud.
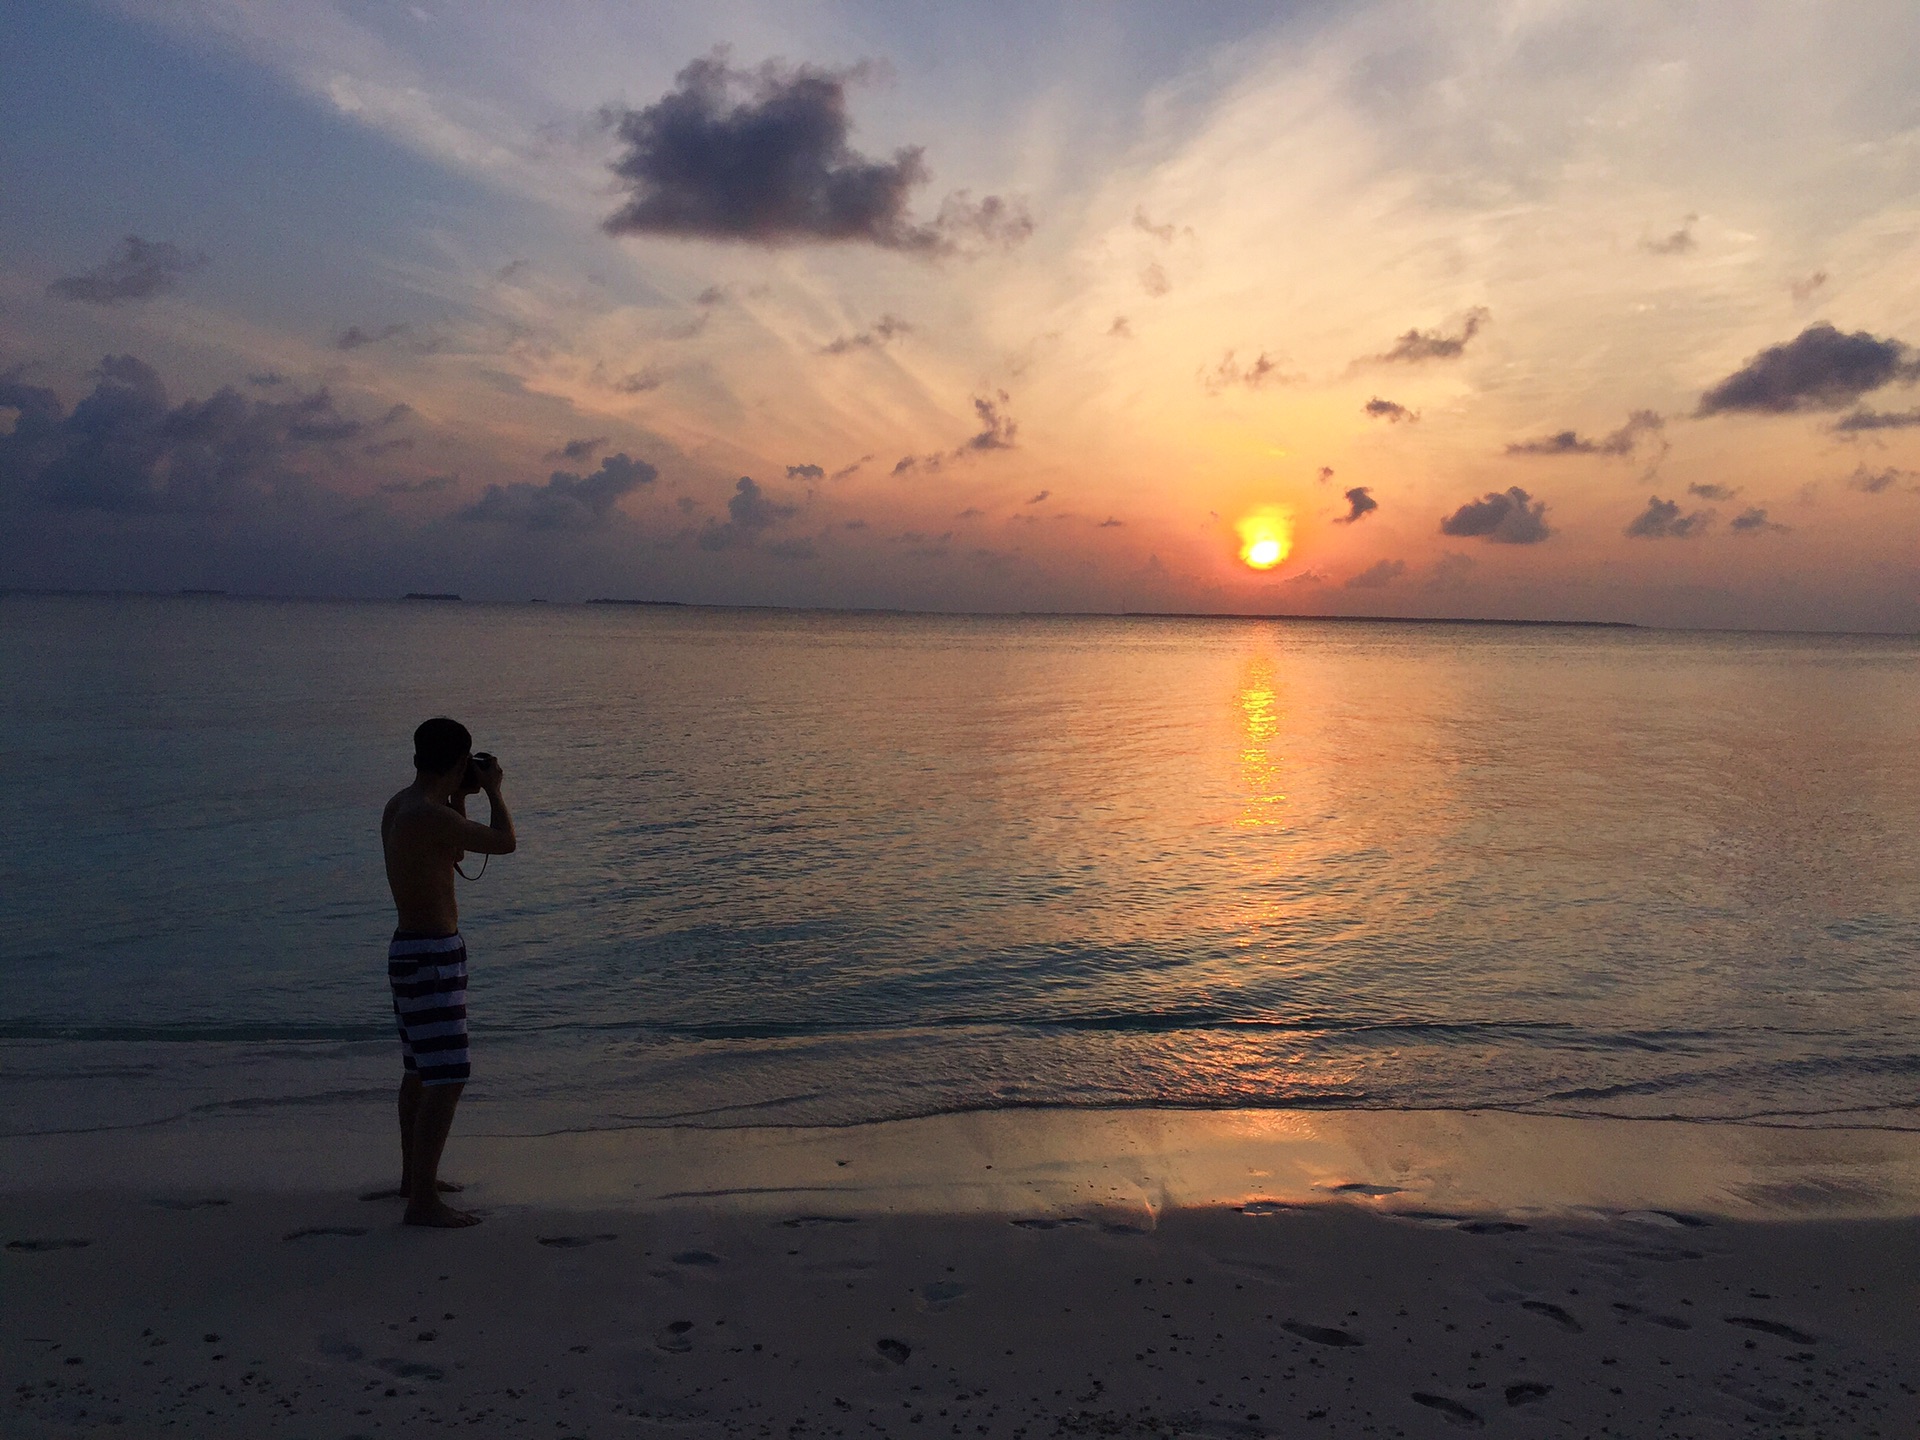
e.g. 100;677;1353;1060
1687;482;1736;501
821;313;910;355
1344;558;1406;589
0;355;369;512
786;462;825;481
1849;465;1915;495
1505;410;1663;456
955;506;984;519
546;435;607;463
1424;551;1477;591
1107;316;1132;339
960;392;1017;452
1439;486;1550;544
1025;489;1050;505
602;52;1028;254
1132;207;1176;244
593;364;665;394
1364;396;1417;423
1366;307;1489;364
1098;516;1124;528
829;455;871;481
1789;271;1828;303
47;236;206;305
697;474;798;549
1696;323;1920;415
1642;214;1698;256
1316;466;1335;485
1729;507;1789;534
1139;262;1170;297
764;536;817;561
1205;351;1291;393
379;474;455;495
1832;406;1920;432
1625;495;1712;538
1333;486;1378;524
334;322;417;351
460;452;656;530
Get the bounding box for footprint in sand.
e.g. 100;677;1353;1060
6;1238;92;1252
655;1320;695;1353
780;1215;858;1229
283;1227;368;1242
151;1198;230;1211
1281;1320;1364;1347
1237;1200;1297;1216
1520;1300;1583;1333
537;1233;618;1249
1724;1315;1816;1344
375;1357;444;1381
1320;1182;1406;1197
318;1335;365;1362
875;1337;912;1365
1613;1302;1691;1330
1457;1220;1528;1235
1504;1381;1552;1407
918;1281;968;1311
1412;1392;1484;1428
671;1249;722;1266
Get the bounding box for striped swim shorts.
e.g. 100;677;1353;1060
388;931;471;1086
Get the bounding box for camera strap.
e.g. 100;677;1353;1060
456;855;489;882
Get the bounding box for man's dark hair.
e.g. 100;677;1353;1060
413;717;472;774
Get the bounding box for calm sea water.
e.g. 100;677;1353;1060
3;594;1917;1138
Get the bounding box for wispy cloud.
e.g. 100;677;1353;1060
48;236;206;305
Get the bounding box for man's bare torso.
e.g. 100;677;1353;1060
382;787;465;935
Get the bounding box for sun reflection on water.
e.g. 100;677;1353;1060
1236;657;1287;828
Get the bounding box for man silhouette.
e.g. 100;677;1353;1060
370;717;516;1227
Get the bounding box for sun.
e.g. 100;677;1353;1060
1236;510;1293;571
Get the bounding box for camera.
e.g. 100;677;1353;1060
463;752;496;791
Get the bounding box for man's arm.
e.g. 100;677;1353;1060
442;758;515;855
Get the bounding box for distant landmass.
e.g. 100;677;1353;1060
178;588;228;596
403;592;461;601
587;597;686;606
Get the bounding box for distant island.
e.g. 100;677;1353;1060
178;588;228;597
403;592;462;601
587;597;686;606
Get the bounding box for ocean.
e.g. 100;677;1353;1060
3;593;1917;1144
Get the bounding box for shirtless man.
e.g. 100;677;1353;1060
373;716;516;1228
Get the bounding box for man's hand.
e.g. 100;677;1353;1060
474;753;505;793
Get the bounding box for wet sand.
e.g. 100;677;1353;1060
5;1109;1919;1437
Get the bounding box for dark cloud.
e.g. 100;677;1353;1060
891;453;934;477
829;455;871;481
1205;351;1290;393
1439;486;1550;544
1367;307;1489;364
1107;316;1132;339
1316;465;1335;485
1849;465;1915;495
1505;410;1663;456
247;371;287;388
1025;489;1051;505
1696;323;1920;415
1625;495;1712;539
1642;214;1697;256
1832;406;1920;432
1345;558;1406;589
1334;486;1378;524
546;435;608;463
334;322;416;351
961;392;1016;452
821;313;910;354
379;474;455;495
1729;506;1788;534
698;474;797;549
593;364;665;394
1424;551;1476;591
764;536;817;561
602;53;1029;255
786;462;825;481
1687;482;1736;501
460;452;656;531
955;506;984;519
1364;396;1417;423
0;355;369;513
1098;517;1124;528
48;236;206;305
695;285;727;306
362;436;416;457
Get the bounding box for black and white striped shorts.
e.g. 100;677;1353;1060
388;931;471;1086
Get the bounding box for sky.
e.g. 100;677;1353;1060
2;1;1918;629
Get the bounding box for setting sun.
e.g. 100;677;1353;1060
1236;510;1293;571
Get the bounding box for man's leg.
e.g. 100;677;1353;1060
404;1081;478;1227
362;1073;462;1200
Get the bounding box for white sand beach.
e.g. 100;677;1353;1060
6;1108;1919;1437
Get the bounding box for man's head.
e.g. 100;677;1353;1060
413;717;472;781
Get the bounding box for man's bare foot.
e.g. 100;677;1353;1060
404;1201;481;1228
361;1180;463;1201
